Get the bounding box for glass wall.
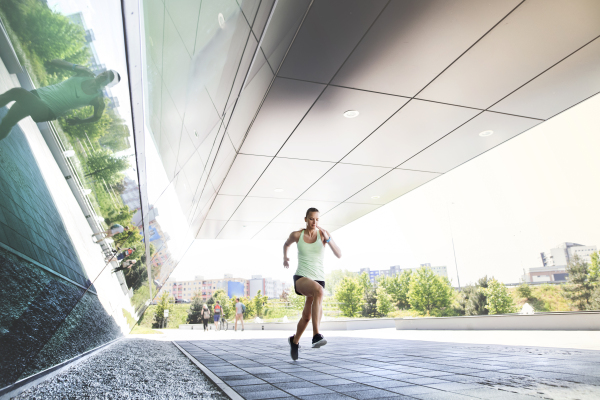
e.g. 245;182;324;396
0;0;151;387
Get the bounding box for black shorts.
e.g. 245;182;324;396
29;90;57;121
293;275;325;296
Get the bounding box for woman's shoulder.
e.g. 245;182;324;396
288;229;304;240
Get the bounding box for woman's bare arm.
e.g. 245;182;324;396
283;231;301;268
317;227;342;258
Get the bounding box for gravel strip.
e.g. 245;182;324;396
15;339;229;400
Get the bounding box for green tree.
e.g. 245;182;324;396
187;291;204;324
358;273;378;317
379;270;412;310
287;290;305;311
153;291;174;328
589;252;600;285
60;103;112;142
252;290;269;318
590;286;600;310
457;276;491;316
104;205;136;227
408;267;453;315
563;255;594;310
376;286;393;316
481;279;516;314
334;276;364;317
85;149;130;184
99;114;131;152
240;296;255;318
516;283;532;299
325;269;357;294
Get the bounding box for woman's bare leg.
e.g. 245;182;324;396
293;296;312;344
294;278;324;342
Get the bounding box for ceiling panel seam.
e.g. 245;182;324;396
482;34;600;111
193;0;283;237
182;1;272;234
248;2;528;239
164;5;194;59
211;0;320;238
191;0;203;55
411;0;525;99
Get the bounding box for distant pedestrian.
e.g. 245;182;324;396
234;298;245;332
214;301;222;331
115;247;135;261
92;224;129;243
202;304;211;331
111;259;136;273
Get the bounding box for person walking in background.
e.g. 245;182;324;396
0;59;120;141
234;298;245;332
111;259;136;273
283;207;342;360
92;224;129;243
202;304;211;331
214;301;222;331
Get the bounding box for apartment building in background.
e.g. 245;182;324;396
525;242;598;283
360;264;448;285
249;275;288;299
158;274;289;301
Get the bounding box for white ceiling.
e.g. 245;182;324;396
142;0;600;241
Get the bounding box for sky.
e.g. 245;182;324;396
46;1;600;287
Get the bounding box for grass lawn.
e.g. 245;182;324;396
510;284;573;312
130;325;162;334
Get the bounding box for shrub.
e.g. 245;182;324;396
516;283;532;299
482;279;516;314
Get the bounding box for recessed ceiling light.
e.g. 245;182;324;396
479;130;494;137
218;13;225;29
274;188;284;192
371;195;380;199
343;110;359;118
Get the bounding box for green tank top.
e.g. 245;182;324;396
36;76;102;117
295;230;325;281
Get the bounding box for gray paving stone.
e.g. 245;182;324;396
272;381;318;390
234;384;277;393
225;378;267;386
386;385;444;396
239;389;291;400
296;393;356;400
425;382;485;391
399;377;450;385
453;387;514;399
286;386;335;396
318;378;357;386
366;380;413;389
325;383;375;393
349;375;395;384
344;389;411;399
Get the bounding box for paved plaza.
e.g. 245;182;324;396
175;336;600;400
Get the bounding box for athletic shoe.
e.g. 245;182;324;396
312;333;327;348
288;335;299;361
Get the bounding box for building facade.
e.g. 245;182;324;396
527;242;598;282
360;264;448;285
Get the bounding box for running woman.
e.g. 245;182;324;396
283;207;341;360
0;59;120;141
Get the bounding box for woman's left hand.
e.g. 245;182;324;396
317;226;330;242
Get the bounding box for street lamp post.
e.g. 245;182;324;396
447;202;461;290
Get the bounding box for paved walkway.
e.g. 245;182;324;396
175;336;600;399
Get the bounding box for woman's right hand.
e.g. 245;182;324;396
283;257;289;269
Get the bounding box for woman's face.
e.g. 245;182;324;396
305;212;319;229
